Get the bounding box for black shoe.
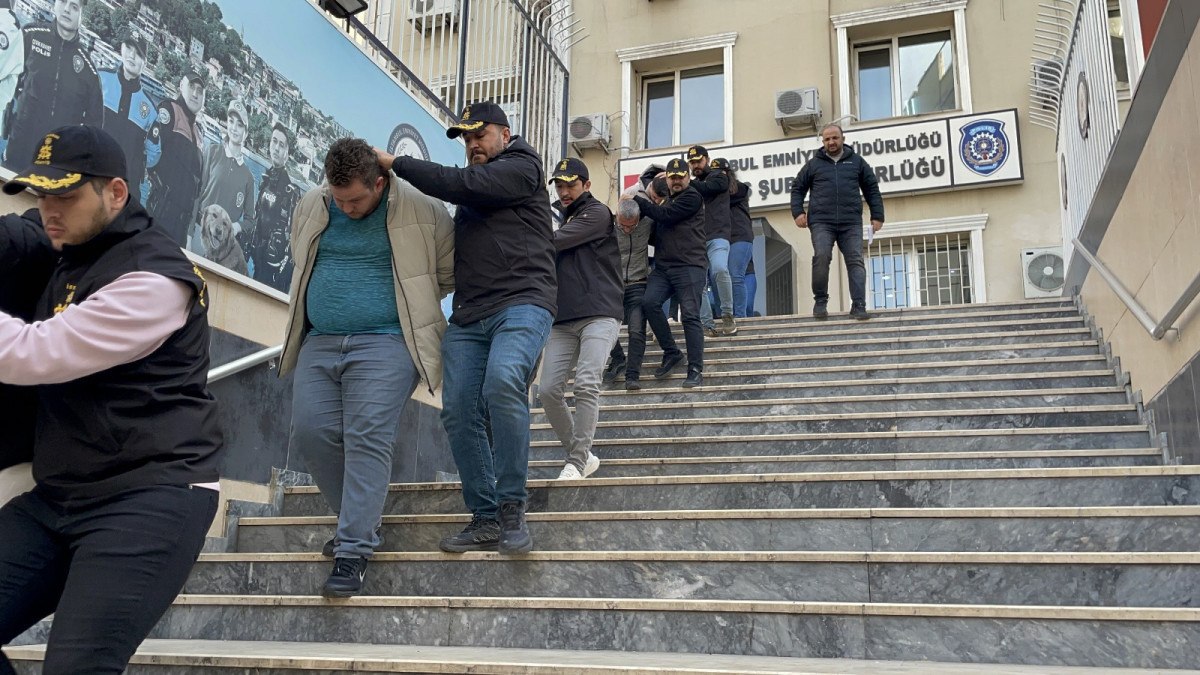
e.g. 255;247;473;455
321;556;367;598
850;305;871;320
602;357;626;384
813;302;828;320
682;369;703;388
625;377;641;391
322;524;384;557
439;515;500;552
654;352;684;379
498;500;533;555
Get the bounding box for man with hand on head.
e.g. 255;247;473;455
538;157;621;480
0;125;223;675
374;101;556;555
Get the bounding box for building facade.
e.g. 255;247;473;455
566;0;1146;315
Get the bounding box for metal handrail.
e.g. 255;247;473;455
1072;238;1200;341
207;345;283;384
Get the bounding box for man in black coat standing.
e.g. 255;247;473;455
790;123;884;320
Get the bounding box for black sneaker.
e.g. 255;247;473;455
439;515;500;552
321;556;367;598
653;352;683;379
682;369;703;388
602;357;626;384
625;377;641;391
813;302;829;320
498;500;532;555
850;305;872;320
322;524;384;557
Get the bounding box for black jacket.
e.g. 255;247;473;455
30;201;223;502
391;137;557;326
690;166;731;242
250;165;300;292
550;192;622;324
146;98;205;248
633;186;707;269
730;181;753;244
0;210;54;471
790;146;885;226
4;23;103;170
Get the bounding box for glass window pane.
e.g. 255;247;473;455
898;31;956;116
1109;5;1129;87
857;48;893;121
679;66;724;145
644;79;674;149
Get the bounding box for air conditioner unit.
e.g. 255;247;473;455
1030;58;1064;110
410;0;459;33
1021;247;1066;298
775;87;820;124
568;113;610;150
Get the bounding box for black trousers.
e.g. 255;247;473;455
0;484;217;675
639;264;706;375
608;282;647;376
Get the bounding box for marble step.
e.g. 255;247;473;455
534;387;1131;423
9;639;1171;675
528;405;1142;442
143;596;1200;669
621;306;1082;338
586;371;1124;405
280;465;1199;517
528;425;1153;459
634;329;1100;364
526;448;1160;478
235;505;1200;555
601;342;1104;377
184;550;1200;608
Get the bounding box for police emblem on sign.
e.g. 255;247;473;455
72;54;84;73
386;123;430;161
959;119;1010;177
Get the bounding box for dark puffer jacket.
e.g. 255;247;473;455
789;146;885;226
550;192;622;324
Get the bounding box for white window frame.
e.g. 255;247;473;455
852;28;959;121
1108;0;1146;98
639;63;725;149
616;32;737;158
868;213;989;304
832;0;971;125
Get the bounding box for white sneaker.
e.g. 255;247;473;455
557;464;583;480
582;453;600;478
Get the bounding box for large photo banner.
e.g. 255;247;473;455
0;0;462;293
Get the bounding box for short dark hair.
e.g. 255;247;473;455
650;176;669;199
270;122;292;147
324;138;382;188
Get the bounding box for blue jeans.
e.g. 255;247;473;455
291;334;420;559
811;222;866;307
728;241;753;318
744;272;757;316
641;265;706;374
699;238;731;328
441;304;553;518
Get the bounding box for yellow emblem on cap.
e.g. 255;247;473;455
35;133;59;166
559;160;568;170
20;172;82;190
461;106;471;120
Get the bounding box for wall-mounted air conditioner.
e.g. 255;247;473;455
568;113;610;151
1021;247;1066;298
1030;58;1064;110
775;87;820;126
410;0;460;33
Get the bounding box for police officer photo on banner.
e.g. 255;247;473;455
0;0;463;296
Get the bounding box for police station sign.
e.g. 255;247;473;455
619;109;1023;210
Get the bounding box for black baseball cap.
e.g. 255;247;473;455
708;157;728;170
687;145;708;160
3;125;127;195
446;101;509;139
549;157;588;184
117;29;147;57
183;63;208;88
665;158;689;177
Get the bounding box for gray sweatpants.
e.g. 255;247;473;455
537;317;620;471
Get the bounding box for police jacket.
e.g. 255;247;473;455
29;201;223;502
730;181;753;244
690;166;731;242
0;210;53;471
790;146;885;227
550;191;621;324
5;22;102;168
145;98;204;246
99;68;158;187
633;186;707;269
390;136;557;326
250;165;300;290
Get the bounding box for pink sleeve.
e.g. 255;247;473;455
0;271;193;385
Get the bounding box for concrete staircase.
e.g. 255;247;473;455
9;297;1200;673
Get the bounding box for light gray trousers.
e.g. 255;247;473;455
537;317;620;471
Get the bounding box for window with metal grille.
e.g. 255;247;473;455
866;231;974;309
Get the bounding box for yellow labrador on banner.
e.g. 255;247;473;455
199;204;248;275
